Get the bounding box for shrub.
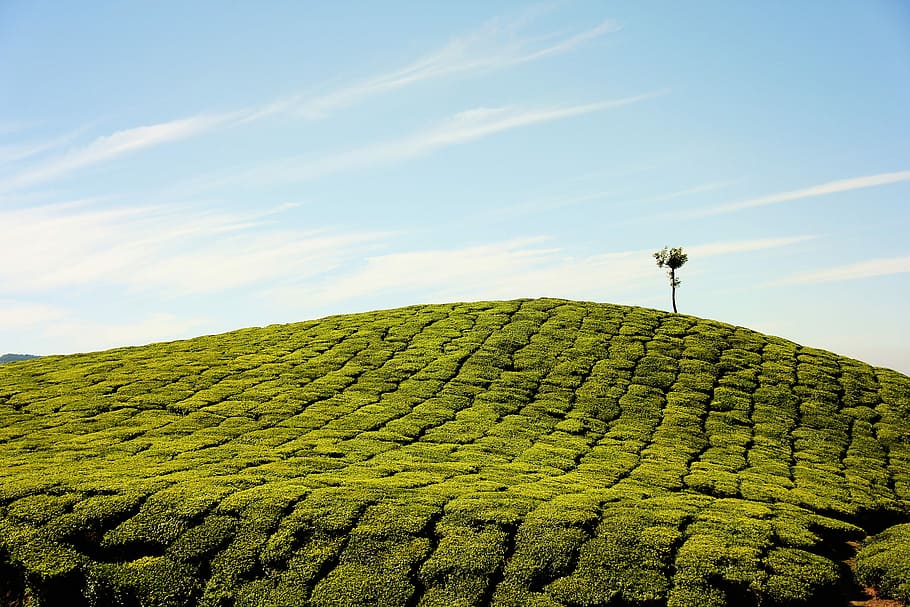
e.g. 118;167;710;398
855;523;910;603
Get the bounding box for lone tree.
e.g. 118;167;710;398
654;246;688;313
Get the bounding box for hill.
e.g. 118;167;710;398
0;354;38;365
0;299;908;607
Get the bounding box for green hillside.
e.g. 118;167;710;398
1;299;908;607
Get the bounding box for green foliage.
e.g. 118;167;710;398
0;298;908;606
855;523;910;603
764;548;840;604
654;246;689;312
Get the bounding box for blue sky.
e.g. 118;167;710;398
2;1;909;374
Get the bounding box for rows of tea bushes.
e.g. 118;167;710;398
855;522;910;603
0;299;908;606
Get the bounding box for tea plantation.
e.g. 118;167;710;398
1;299;908;607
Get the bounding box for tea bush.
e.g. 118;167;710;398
0;298;908;606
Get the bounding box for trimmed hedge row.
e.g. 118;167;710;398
0;298;908;606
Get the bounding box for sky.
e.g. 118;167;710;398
1;2;909;374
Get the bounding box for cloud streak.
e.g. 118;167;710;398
689;170;910;217
250;18;621;121
0;113;239;192
267;234;814;313
0;127;90;168
0;196;814;353
686;235;816;257
0;300;65;331
773;255;910;286
0;201;387;295
3;13;620;192
206;92;666;189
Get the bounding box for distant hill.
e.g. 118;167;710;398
0;353;38;364
0;299;907;607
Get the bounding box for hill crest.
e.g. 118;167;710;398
0;298;908;606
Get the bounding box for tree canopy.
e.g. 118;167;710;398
654;247;688;313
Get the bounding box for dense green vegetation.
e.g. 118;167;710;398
0;299;908;607
856;523;910;603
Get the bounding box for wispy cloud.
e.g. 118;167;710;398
687;170;910;217
686;235;816;257
0;300;65;331
204;92;666;189
2;12;620;193
0;113;239;192
772;255;910;286
267;234;813;313
0;127;90;168
0;201;387;295
289;237;563;306
249;18;621;121
133;230;385;295
427;95;662;144
0;203;813;352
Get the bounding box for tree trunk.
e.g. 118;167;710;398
670;269;678;313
